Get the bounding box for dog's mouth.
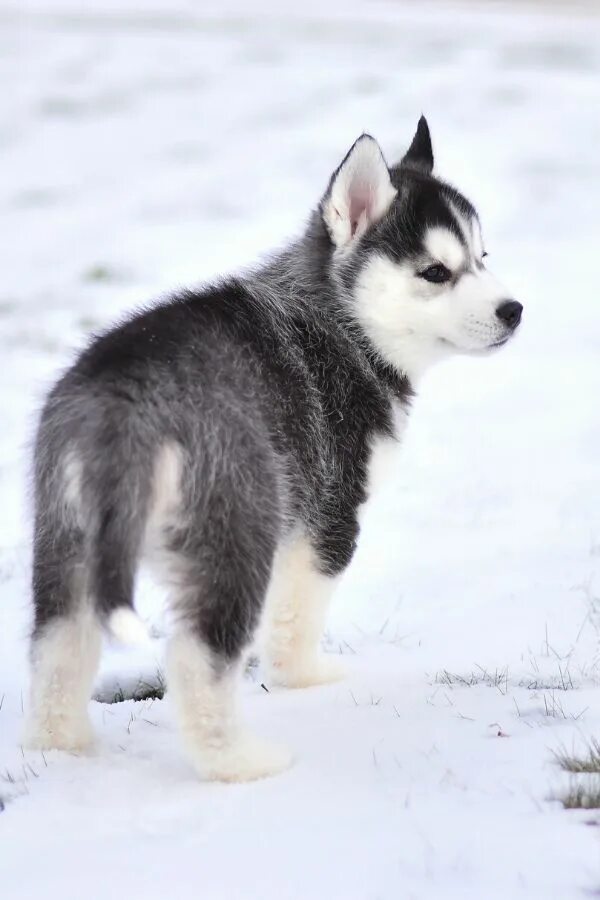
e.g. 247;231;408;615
438;332;514;354
439;333;513;354
472;335;513;356
487;335;511;349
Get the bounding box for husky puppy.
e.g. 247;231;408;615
24;118;522;781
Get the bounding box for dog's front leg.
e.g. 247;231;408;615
262;534;345;688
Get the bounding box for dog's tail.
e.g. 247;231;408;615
32;355;172;647
38;385;154;646
106;607;150;645
86;430;153;646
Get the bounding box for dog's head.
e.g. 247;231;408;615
320;118;522;380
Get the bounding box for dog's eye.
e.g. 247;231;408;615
419;264;451;284
482;251;489;259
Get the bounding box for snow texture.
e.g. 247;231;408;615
1;1;599;897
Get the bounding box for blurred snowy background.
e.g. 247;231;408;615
1;1;600;898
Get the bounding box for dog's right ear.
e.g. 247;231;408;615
397;116;434;173
321;135;396;250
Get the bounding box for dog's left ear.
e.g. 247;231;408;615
399;116;434;173
321;134;396;249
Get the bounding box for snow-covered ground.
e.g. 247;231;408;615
2;1;600;897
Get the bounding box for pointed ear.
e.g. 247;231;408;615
321;134;396;249
400;116;433;173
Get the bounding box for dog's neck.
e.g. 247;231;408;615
363;331;450;386
252;218;447;392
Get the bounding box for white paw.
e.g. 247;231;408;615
198;733;293;783
23;716;95;754
271;653;346;689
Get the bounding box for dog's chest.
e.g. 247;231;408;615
359;400;408;521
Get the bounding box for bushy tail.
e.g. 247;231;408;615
81;421;157;645
35;380;156;646
106;607;150;645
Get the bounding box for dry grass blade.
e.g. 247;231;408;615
553;739;600;774
556;778;600;810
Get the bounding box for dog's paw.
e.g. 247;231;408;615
23;716;96;754
271;653;346;689
199;733;293;783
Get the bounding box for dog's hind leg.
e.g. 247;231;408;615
24;452;102;753
162;476;292;782
262;534;345;689
25;604;101;753
167;632;291;782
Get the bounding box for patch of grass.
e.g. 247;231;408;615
83;264;116;283
435;661;583;694
0;762;35;806
94;669;166;704
434;665;589;723
521;663;575;692
540;690;587;721
553;739;600;774
435;666;509;694
82;263;129;285
555;778;600;810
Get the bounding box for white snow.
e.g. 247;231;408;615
1;1;600;897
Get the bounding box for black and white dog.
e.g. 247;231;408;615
25;118;522;781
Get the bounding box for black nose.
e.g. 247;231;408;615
496;300;523;329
